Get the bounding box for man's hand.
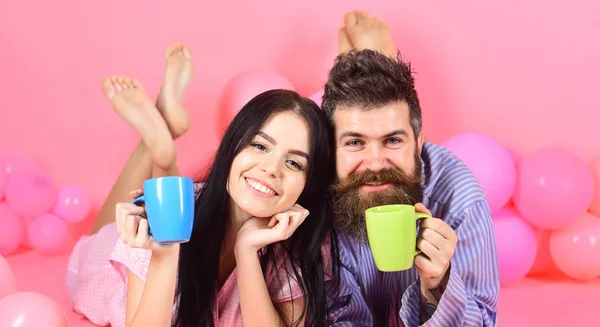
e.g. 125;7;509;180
414;203;457;291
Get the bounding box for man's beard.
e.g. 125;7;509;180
331;152;423;244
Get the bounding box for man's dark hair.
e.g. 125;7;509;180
322;50;423;140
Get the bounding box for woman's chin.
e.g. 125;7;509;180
235;200;294;219
239;205;281;219
245;210;277;219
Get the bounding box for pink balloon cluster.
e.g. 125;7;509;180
443;134;600;285
0;151;91;256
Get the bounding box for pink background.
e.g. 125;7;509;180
1;0;598;221
1;2;599;325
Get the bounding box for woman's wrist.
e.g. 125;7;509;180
151;244;180;263
234;240;260;262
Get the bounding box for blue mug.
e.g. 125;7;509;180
132;176;195;244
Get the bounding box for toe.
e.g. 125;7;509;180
355;10;371;23
344;11;358;27
338;27;353;53
101;78;116;98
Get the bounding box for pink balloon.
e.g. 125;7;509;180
493;207;537;286
0;255;17;299
0;167;6;201
0;291;69;326
5;169;58;218
0;203;25;256
308;89;324;107
508;147;523;165
590;160;600;216
514;148;595;230
29;214;70;255
549;212;600;280
442;134;516;212
507;147;522;207
0;151;36;201
527;228;559;275
219;69;294;131
0;151;36;175
53;185;91;223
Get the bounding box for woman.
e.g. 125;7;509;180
66;44;338;327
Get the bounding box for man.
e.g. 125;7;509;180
324;11;500;326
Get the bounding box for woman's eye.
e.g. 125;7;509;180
286;159;304;171
251;143;267;151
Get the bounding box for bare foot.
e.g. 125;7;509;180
338;27;353;54
341;10;396;58
102;76;177;170
156;43;193;138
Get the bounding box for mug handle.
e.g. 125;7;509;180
132;195;152;235
414;212;431;256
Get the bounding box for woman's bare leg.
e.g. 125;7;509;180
91;45;194;233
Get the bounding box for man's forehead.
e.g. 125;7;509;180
332;102;412;135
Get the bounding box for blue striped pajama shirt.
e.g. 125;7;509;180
327;142;500;326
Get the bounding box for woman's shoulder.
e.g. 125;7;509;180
263;236;333;302
268;235;333;277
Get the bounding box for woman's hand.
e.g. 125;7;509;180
115;189;177;257
235;204;310;255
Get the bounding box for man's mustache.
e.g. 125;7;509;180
331;168;421;194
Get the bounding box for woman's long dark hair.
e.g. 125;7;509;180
173;89;339;327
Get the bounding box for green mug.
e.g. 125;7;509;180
365;204;431;272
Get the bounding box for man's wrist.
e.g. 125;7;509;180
420;285;445;321
420;266;451;321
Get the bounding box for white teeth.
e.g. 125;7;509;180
247;179;276;195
